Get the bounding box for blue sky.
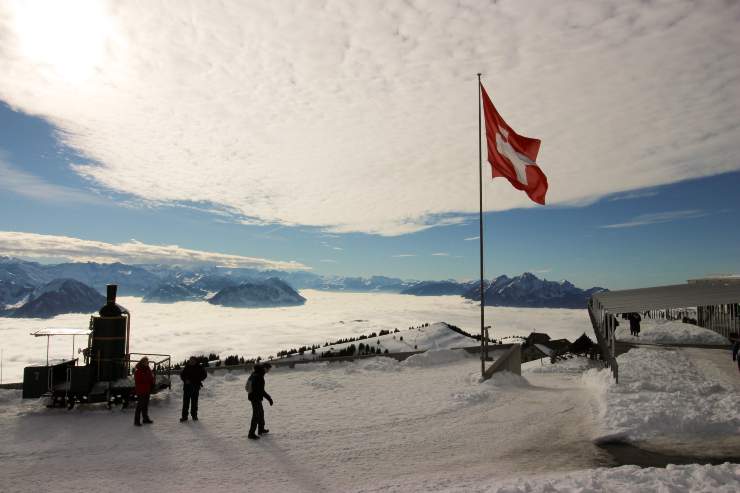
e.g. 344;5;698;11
2;101;739;290
0;1;738;290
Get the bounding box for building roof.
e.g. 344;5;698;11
688;275;740;284
533;344;553;356
31;328;91;337
592;282;740;313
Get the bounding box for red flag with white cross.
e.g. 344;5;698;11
480;83;548;205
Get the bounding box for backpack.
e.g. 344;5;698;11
245;374;254;394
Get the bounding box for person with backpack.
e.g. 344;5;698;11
246;363;273;440
180;356;208;422
134;356;155;426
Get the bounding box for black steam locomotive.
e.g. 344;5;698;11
22;284;171;409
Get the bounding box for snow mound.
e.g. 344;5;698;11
616;319;729;345
483;370;530;388
402;348;470;367
582;347;740;442
0;389;21;405
526;356;600;374
453;371;528;406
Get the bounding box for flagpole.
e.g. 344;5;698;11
477;73;485;378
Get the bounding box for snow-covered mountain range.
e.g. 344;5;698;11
463;273;607;309
0;257;606;313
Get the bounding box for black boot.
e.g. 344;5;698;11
248;433;260;440
180;416;188;422
259;428;269;435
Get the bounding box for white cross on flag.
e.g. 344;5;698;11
480;83;548;205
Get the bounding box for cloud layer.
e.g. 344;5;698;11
0;1;738;235
600;210;708;229
0;231;308;270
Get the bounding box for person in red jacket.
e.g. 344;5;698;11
134;356;155;426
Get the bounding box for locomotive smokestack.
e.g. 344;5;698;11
99;284;123;317
106;284;118;305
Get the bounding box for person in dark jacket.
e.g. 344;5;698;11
180;356;208;422
134;356;155;426
732;339;739;362
627;312;642;337
246;363;273;440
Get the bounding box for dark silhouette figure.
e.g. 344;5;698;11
732;339;739;362
627;312;642;337
134;357;155;426
246;363;273;440
180;356;208;422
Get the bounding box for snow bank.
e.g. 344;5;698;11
582;347;740;442
464;463;740;493
402;348;470;367
616;318;730;345
452;371;530;406
0;389;21;404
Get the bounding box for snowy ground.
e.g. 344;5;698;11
0;291;593;382
615;318;730;345
1;343;738;492
583;346;740;462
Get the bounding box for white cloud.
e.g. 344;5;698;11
0;1;738;235
608;190;659;202
0;231;308;270
600;210;708;229
0;157;100;204
431;252;449;256
464;236;480;241
392;254;416;258
319;259;337;263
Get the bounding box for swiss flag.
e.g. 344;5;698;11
481;83;548;205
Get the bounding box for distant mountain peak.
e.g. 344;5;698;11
4;278;105;319
462;272;606;309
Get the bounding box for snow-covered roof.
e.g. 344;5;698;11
591;281;740;312
31;328;91;337
533;343;554;356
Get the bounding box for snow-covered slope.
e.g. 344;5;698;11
284;322;479;361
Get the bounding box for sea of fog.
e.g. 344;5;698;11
0;290;592;382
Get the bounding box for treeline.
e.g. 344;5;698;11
320;342;390;358
173;353;261;370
